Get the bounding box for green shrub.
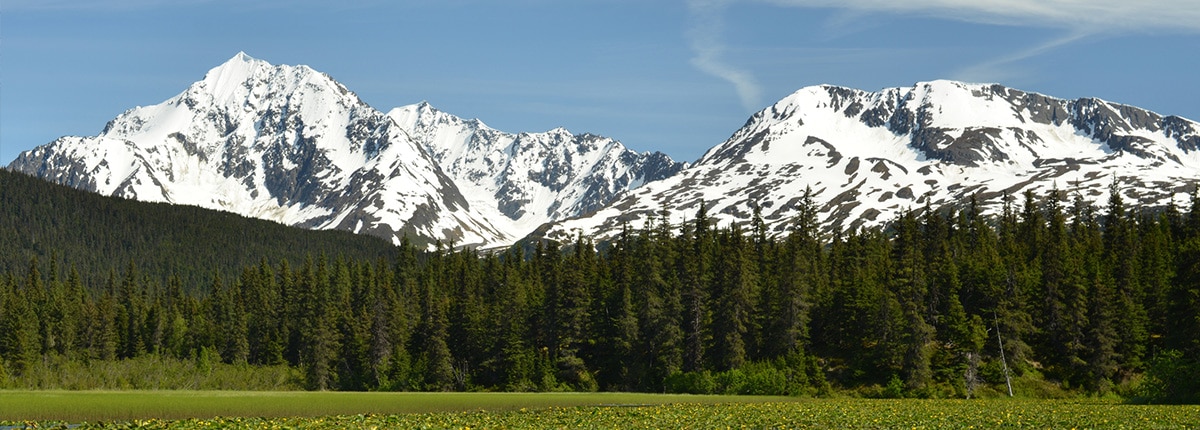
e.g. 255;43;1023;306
0;354;301;390
664;371;716;394
1135;350;1200;404
665;357;822;396
882;374;905;398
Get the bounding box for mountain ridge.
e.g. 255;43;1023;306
10;54;1200;249
8;53;683;249
387;101;684;238
535;80;1200;243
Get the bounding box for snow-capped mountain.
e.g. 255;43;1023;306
387;102;684;236
536;80;1200;243
8;52;511;248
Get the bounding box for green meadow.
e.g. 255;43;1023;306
3;392;1200;429
0;391;781;422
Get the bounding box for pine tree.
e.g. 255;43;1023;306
1037;188;1090;384
759;190;818;361
596;226;641;390
634;215;683;391
487;249;536;391
711;225;756;371
544;234;596;390
891;210;934;392
300;257;340;390
1138;212;1175;354
1167;213;1200;358
681;202;713;372
1102;180;1148;373
993;191;1035;374
0;271;41;375
244;259;284;365
365;259;395;390
1074;192;1119;390
95;271;120;361
419;274;455;391
162;273;189;359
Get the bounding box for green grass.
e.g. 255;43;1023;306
4;393;1200;429
0;391;785;422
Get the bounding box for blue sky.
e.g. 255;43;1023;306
3;0;1199;164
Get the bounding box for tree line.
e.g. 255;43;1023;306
2;183;1199;400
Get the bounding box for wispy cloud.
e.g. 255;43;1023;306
681;0;1200;110
752;0;1200;85
951;30;1091;83
757;0;1200;33
686;0;763;112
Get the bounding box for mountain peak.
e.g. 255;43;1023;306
9;54;515;249
199;52;276;104
208;51;271;78
537;80;1200;246
232;50;256;62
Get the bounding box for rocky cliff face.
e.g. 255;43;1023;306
388;102;684;236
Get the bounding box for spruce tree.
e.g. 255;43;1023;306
711;225;756;371
891;210;934;392
634;215;683;391
1102;181;1148;372
682;202;712;372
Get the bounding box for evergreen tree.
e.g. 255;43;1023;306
1074;192;1119;390
1102;181;1148;373
419;272;455;391
891;210;935;392
633;215;683;391
0;271;40;375
596;226;641;390
710;224;756;371
681;202;713;372
300;257;340;390
1038;187;1090;384
993;192;1035;373
244;260;284;365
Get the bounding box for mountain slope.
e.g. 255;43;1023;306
537;80;1200;242
388;102;684;236
0;168;399;290
9;52;508;248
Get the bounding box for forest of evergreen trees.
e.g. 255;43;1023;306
2;179;1199;401
0;169;399;288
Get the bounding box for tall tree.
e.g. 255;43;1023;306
891;210;934;392
710;225;756;371
681;202;713;372
1102;181;1148;374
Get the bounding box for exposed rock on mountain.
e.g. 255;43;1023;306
9;52;509;247
537;80;1200;243
388;102;684;236
8;53;684;249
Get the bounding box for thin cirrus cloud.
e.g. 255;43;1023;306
687;0;1200;105
758;0;1200;32
686;0;764;113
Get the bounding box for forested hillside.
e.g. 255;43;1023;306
0;169;399;289
2;174;1198;401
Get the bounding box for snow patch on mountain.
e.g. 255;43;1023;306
538;81;1200;243
387;102;684;239
10;52;511;248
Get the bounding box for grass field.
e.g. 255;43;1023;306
0;391;784;422
2;392;1199;429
